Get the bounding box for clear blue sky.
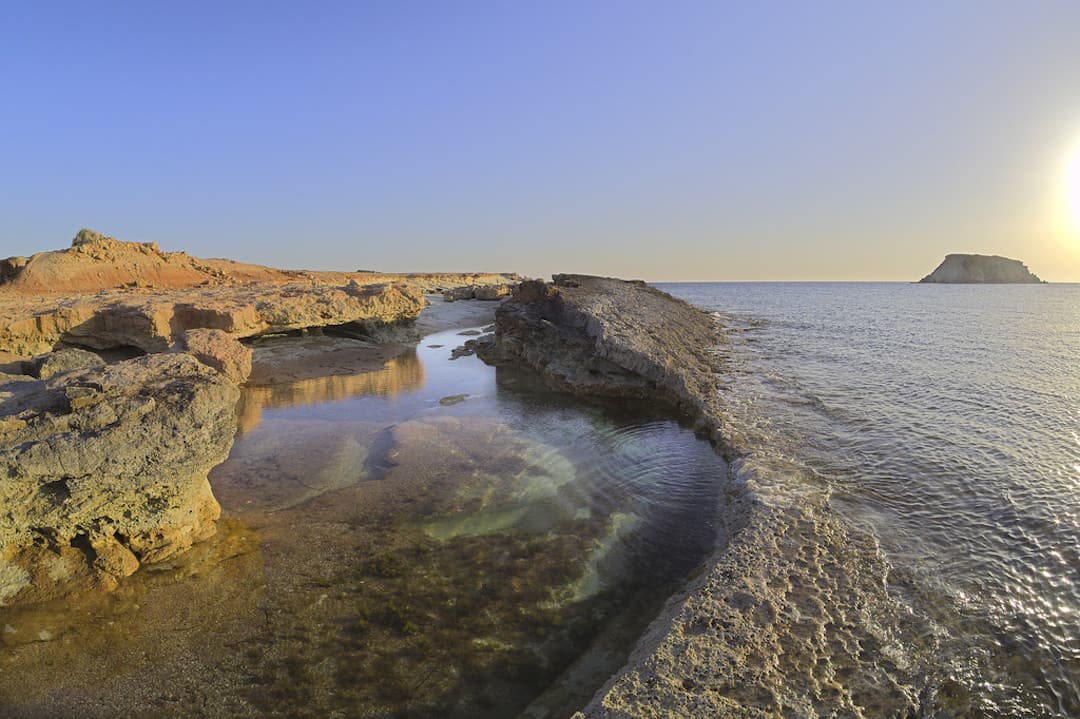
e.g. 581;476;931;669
3;1;1080;280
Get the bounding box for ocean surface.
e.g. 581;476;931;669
661;282;1080;717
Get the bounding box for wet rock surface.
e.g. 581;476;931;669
481;275;929;718
0;353;239;606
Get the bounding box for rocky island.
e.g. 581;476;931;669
919;253;1044;283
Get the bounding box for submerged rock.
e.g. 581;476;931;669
919;253;1044;283
0;353;239;605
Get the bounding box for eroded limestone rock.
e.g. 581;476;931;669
23;347;105;379
0;353;239;605
0;281;427;356
178;328;253;384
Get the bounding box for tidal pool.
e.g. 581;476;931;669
0;319;726;718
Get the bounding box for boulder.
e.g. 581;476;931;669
442;286;476;302
477;275;720;405
178;328;253;384
0;256;28;284
0;353;239;606
23;348;105;379
70;228;108;247
473;284;512;301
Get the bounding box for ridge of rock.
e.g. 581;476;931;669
0;280;426;356
1;230;520;295
479;275;929;718
0;232;520;356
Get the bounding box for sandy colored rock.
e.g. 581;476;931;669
0;353;239;606
473;284;512;300
23;347;105;379
0;280;427;356
443;286;475;301
0;229;519;296
0;231;519;356
178;328;253;384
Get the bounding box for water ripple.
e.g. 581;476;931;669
664;282;1080;717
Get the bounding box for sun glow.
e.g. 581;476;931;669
1067;142;1080;235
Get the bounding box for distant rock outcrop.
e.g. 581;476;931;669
919;254;1044;283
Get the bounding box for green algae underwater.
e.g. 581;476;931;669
0;324;726;718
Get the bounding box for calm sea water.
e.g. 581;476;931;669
661;282;1080;717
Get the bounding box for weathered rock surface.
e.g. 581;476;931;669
478;275;723;417
0;231;520;611
443;283;515;302
22;347;104;379
0;231;518;356
480;275;928;718
176;328;253;384
0;353;239;606
473;283;512;300
1;229;519;296
0;280;427;356
919;253;1044;283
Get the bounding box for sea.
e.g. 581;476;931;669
660;282;1080;717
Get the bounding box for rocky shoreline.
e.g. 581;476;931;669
478;275;929;717
1;234;929;716
0;231;518;609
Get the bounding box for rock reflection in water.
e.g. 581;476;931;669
0;325;725;718
0;520;265;715
235;351;424;433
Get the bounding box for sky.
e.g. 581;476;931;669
3;1;1080;281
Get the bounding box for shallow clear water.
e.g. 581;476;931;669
661;282;1080;717
0;321;725;718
